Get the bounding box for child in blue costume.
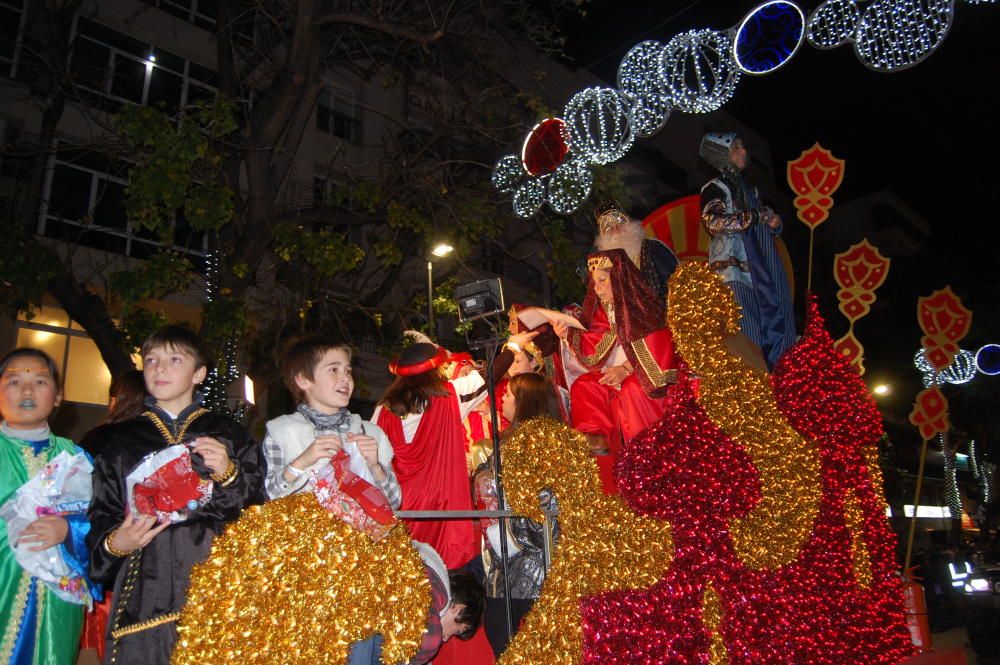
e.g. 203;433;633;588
0;348;96;665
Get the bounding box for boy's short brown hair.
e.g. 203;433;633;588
280;335;352;402
140;324;212;371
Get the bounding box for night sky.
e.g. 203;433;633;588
559;1;1000;437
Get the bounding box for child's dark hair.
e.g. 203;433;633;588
0;348;62;386
507;372;562;429
279;335;352;402
140;324;212;371
448;571;485;640
107;369;147;423
379;370;450;418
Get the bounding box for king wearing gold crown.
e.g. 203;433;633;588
558;248;679;494
594;203;678;304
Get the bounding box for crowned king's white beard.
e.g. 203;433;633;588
595;222;645;266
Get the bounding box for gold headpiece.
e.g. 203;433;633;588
507;305;521;333
524;341;545;366
597;208;630;234
587;255;614;271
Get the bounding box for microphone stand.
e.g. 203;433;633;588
468;318;514;645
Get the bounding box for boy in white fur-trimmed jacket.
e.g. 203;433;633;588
262;335;400;507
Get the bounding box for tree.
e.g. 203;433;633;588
1;0;620;400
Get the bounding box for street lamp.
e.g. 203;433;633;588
427;243;454;333
873;383;890;396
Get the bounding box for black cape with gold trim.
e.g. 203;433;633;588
85;405;266;665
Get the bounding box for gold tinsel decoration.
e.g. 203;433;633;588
668;261;822;569
702;583;730;665
861;444;890;514
843;488;873;589
170;494;429;665
496;417;673;665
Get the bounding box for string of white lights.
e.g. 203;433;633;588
617;40;672;138
547;157;594;215
914;348;976;387
494;0;996;215
513;177;546;218
492;154;525;193
661;28;742;114
807;0;863;48
563;87;635;165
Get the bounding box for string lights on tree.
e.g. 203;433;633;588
201;251;226;411
939;432;962;520
969;440;997;505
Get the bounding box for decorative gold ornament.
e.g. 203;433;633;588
171;494;429;665
496;417;673;665
667;261;822;569
861;444;890;514
587;255;614;272
597;208;630;234
702;583;729;665
843;489;873;589
144;409;208;445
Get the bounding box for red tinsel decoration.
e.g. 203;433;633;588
584;296;912;664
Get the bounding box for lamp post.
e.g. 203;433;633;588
427;243;454;334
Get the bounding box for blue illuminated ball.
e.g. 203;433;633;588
975;344;1000;376
734;1;806;75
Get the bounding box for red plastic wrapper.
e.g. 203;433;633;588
310;451;396;541
126;445;213;523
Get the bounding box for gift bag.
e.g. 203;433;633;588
310;450;396;541
126;445;213;524
0;451;95;606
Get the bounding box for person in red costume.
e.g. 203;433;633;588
556;248;679;493
371;336;533;570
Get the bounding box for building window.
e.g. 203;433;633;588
311;173;368;244
141;0;217;31
0;0;24;77
0;0;24;76
15;306;112;406
316;88;363;144
0;118;26;217
70;17;216;115
38;148;208;259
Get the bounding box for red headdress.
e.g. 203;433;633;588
388;343;453;376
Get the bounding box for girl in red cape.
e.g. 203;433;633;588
373;340;534;665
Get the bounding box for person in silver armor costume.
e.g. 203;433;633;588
473;372;563;657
